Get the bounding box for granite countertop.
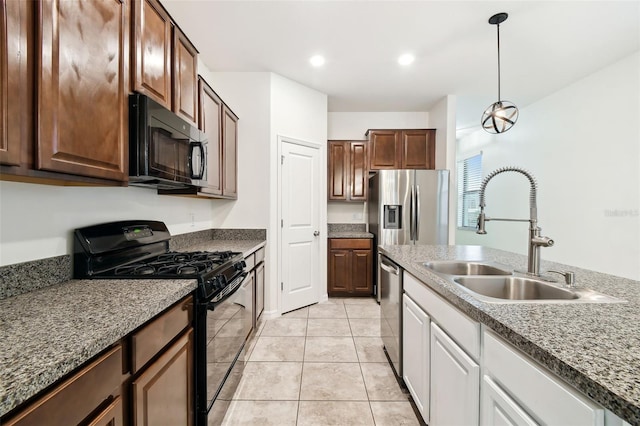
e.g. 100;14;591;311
179;239;266;257
0;278;197;417
0;238;266;418
379;244;640;424
328;231;374;239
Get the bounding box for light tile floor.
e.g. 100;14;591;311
219;297;422;425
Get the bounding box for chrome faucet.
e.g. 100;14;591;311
476;166;554;276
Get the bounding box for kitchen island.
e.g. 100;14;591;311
380;244;640;425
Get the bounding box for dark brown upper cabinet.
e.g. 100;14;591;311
367;129;436;170
0;0;29;167
222;105;238;199
132;0;172;109
328;140;368;201
36;0;129;181
172;26;198;125
198;77;223;196
132;0;198;125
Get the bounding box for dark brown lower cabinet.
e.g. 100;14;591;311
89;396;124;426
2;345;125;426
132;328;194;426
1;296;194;426
328;238;373;296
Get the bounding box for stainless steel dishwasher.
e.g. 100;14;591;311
379;254;403;378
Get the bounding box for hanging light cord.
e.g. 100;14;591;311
496;22;501;102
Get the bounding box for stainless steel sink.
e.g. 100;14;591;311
452;276;624;303
454;276;578;300
424;261;512;276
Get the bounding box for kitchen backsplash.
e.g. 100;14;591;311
0;255;72;300
0;228;267;300
211;229;267;241
328;223;367;233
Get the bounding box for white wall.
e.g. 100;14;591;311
270;73;328;307
456;52;640;280
428;95;458;243
327;111;430;224
201;70;272;229
0;182;214;266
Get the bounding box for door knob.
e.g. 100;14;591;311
313;231;320;237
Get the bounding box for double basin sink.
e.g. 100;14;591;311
424;261;622;303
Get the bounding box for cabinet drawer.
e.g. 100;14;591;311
244;253;256;270
329;238;371;250
484;330;604;425
131;296;193;373
255;246;266;263
4;345;123;426
403;271;480;360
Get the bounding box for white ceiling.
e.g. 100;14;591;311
163;1;640;129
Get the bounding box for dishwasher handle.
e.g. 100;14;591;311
380;260;400;276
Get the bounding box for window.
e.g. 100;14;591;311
457;154;483;229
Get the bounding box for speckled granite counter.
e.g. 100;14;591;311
180;240;265;257
379;244;640;424
0;278;197;417
328;231;374;239
0;237;266;418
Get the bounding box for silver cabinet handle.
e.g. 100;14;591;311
313;231;320;237
380;261;399;275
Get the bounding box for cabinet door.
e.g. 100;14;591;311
172;27;198;125
481;376;538;426
351;248;372;294
328;141;348;200
87;396;124;426
350;141;368;200
198;77;222;195
256;262;265;319
36;0;128;181
328;249;351;295
1;0;30;167
132;328;194;426
402;294;430;423
401;129;435;169
430;322;480;426
132;0;171;108
222;105;238;198
368;130;400;169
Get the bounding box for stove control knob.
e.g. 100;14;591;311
235;260;246;271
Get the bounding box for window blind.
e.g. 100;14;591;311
457;154;483;229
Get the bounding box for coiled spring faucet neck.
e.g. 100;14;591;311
476;166;553;276
479;166;538;224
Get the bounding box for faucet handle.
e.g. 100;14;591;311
547;270;575;287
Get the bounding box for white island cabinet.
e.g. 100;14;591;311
400;269;622;426
402;294;430;421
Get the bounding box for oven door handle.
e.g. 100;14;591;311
207;272;248;310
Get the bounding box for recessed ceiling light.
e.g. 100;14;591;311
398;53;415;66
309;55;325;67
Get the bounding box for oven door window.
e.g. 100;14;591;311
206;285;250;407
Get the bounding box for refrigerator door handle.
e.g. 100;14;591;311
409;185;415;240
415;184;421;241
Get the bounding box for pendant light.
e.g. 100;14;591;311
481;12;519;134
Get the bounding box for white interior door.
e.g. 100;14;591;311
280;140;321;313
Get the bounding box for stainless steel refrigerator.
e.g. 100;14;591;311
369;169;449;378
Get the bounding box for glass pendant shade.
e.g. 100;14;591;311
482;100;519;134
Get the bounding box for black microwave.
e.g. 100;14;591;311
129;93;207;189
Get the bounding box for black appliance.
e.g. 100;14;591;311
73;220;251;426
129;93;208;189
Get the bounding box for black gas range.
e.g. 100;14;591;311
73;220;251;425
73;220;245;300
